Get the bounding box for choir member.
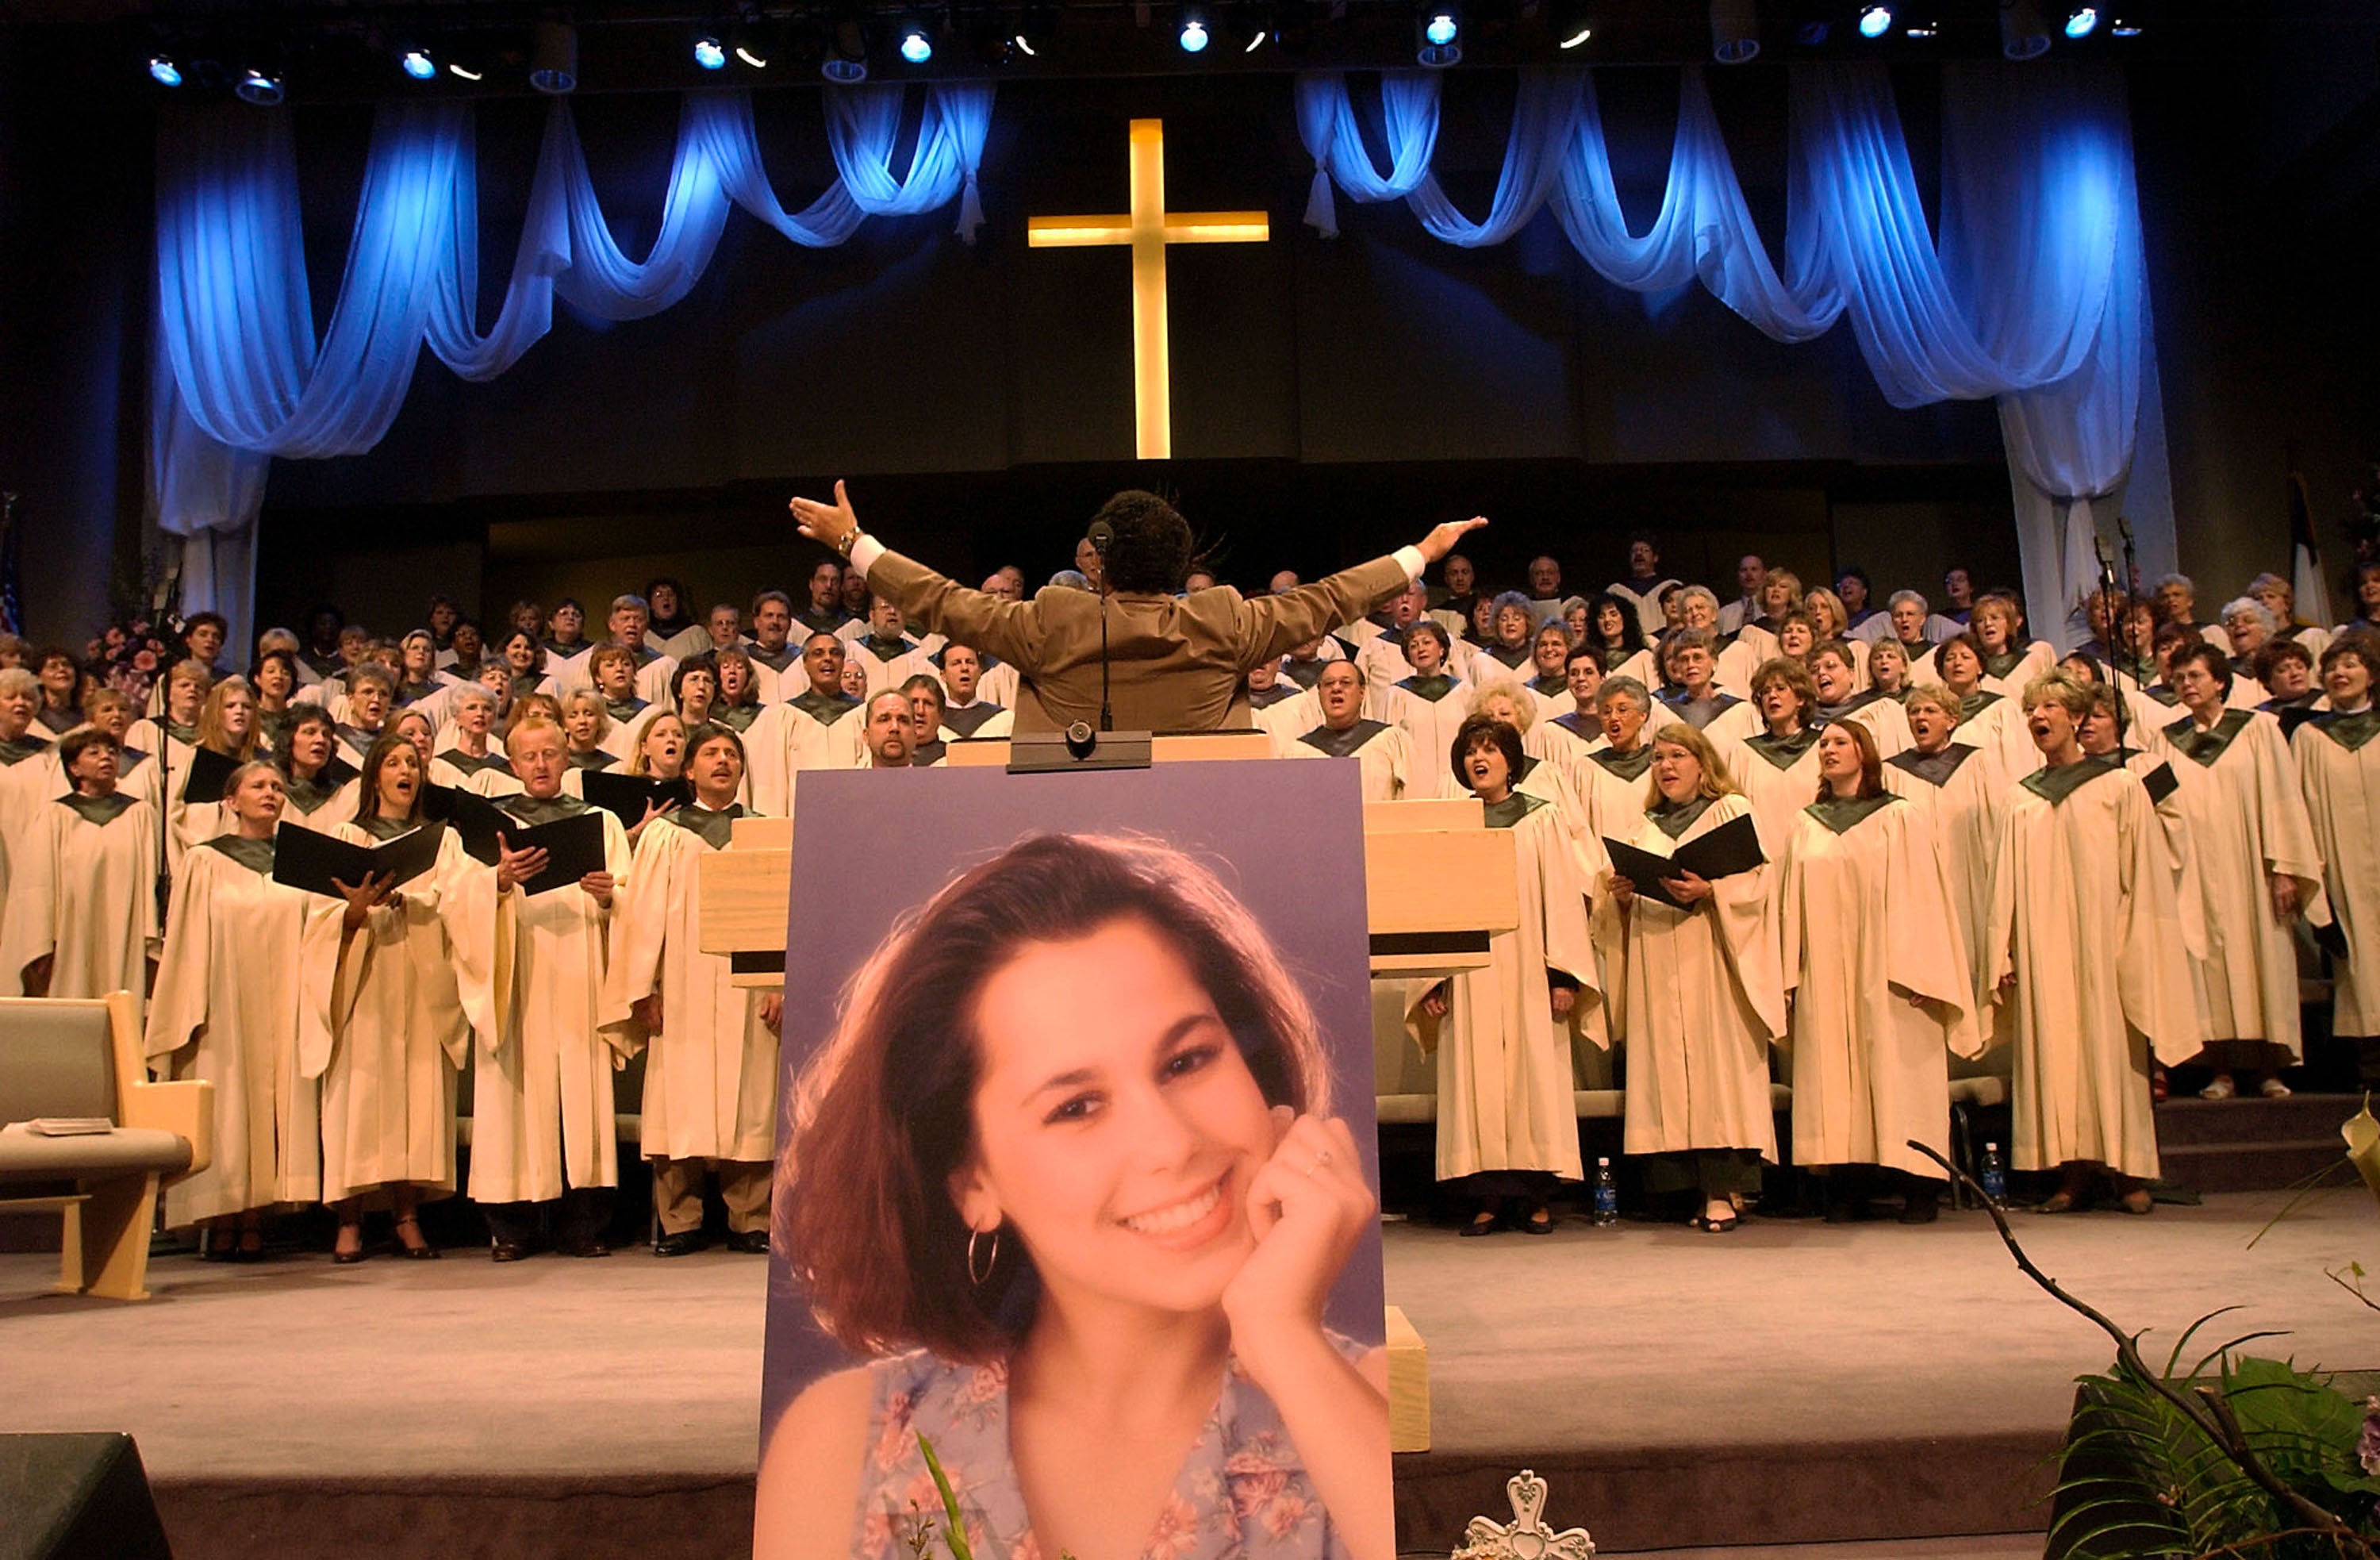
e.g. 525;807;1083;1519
298;606;347;684
2347;563;2380;640
2295;639;2380;1080
1936;566;1976;631
1372;621;1471;800
1351;582;1427;697
1583;592;1657;685
1467;594;1499;657
2159;643;2327;1098
1576;677;1660;845
541;598;593;693
252;650;302;751
836;658;870;701
2077;686;2206;1063
1608;534;1681;638
1770;611;1818;669
1414;716;1601;1235
1654;628;1752;740
335;664;395;765
747;632;868;817
846;596;934;698
1883;590;1941;665
305;735;471;1260
839;558;876;621
1471;680;1597;874
0;670;60;948
145;759;320;1256
1244;656;1314;755
1779;722;1980;1224
792;564;846;639
1728;658;1826;852
1675;586;1760;697
128;659;208;807
560;690;620;772
276;708;363;832
1432;551;1480;640
603;724;783;1257
862;689;918;769
601;594;678;707
1718;555;1765;634
709;646;764;734
1602;723;1786;1232
1810;640;1912;759
642;578;697;655
933;642;1013;739
588;645;663;762
1473;593;1536;674
394;631;450;727
443;620;489;686
1289;660;1411;801
1800;589;1871;689
1748;568;1803;638
1983;674;2198;1213
2154;574;2230;652
1834;567;1883;636
2253;640;2323;716
169;676;260;864
1867;638;1914;702
628;709;691;791
497;628;547;706
1883;686;2006;998
451;716;634;1260
1970;594;2053;694
2246;573;2331;659
433;684;519;794
1522;621;1576;721
1525;554;1580;627
900;676;949;766
30;646;83;739
0;728;159;1005
1932;633;2036;782
1530;646;1606;782
666;657;719;732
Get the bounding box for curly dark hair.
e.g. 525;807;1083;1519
1088;490;1195;595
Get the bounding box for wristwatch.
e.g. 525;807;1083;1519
835;528;863;560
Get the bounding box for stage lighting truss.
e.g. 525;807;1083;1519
1415;2;1460;66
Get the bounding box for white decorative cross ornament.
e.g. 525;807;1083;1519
1456;1470;1596;1560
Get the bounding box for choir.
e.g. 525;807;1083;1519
0;541;2374;1256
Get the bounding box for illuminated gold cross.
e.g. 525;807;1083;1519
1027;119;1269;460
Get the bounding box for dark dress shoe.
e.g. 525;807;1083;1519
653;1231;709;1258
1898;1186;1942;1224
557;1236;612;1259
489;1241;533;1263
726;1231;770;1255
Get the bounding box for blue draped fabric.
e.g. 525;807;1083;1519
1296;64;2168;647
150;84;994;646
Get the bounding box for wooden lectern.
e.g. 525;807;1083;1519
694;734;1517;1452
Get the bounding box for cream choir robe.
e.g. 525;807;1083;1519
941;699;1015;743
594;698;667;764
1882;743;2008;1001
1608;577;1680;639
2157;711;2328;1059
124;720;202;878
1710;635;1765;701
1983;762;2200;1179
0;792;160;1008
1247;686;1319;757
1408;795;1602;1182
448;798;635;1205
1602;793;1788;1162
146;836;321;1225
1726;730;1825;868
1779;796;1983;1179
1351;630;1418;701
1374;676;1472;801
2295;711;2380;1037
747;692;868;817
1595;647;1660;690
742;645;803;705
631;649;681;709
278;770;363;837
1977;643;2055;697
846;633;935;699
1577;746;1655;847
1529;710;1601;792
1816;693;1914;762
432;750;525;799
1520;674;1572;727
1285;720;1411;802
1514;753;1602;886
301;824;475;1203
600;807;780;1165
1948;690;2040;784
0;739;63;971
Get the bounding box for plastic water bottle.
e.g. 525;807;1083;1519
1980;1142;2007;1205
1591;1158;1620;1225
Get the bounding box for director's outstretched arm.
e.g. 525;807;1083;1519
789;482;1045;668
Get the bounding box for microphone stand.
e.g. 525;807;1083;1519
1091;529;1115;733
2095;534;2126;754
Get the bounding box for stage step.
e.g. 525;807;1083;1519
2152;1093;2361;1193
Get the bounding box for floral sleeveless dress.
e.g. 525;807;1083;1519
852;1343;1362;1560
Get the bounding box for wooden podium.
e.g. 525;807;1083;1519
693;734;1515;1451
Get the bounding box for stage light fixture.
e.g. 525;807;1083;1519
1857;5;1893;37
148;54;184;86
735;27;773;67
1415;2;1460;65
823;13;869;81
1178;10;1211;53
1998;0;2050;57
235;65;284;106
401;45;436;79
529;21;578;92
1012;2;1057;55
2063;4;2098;37
898;17;935;62
1550;0;1594;49
447;59;486;80
1709;0;1759;62
694;33;727;67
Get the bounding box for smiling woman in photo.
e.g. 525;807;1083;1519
754;832;1390;1560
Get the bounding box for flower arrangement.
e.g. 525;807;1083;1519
81;612;182;715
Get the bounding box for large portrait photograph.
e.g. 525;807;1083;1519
754;761;1393;1560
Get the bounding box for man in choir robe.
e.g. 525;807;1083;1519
1372;621;1471;801
794;564;848;638
1352;581;1428;699
2296;639;2380;1079
605;725;782;1256
789;482;1476;733
1289;660;1410;801
744;590;804;703
901;676;950;766
863;690;917;769
608;594;681;708
1607;535;1682;639
1524;555;1582;628
1811;640;1912;759
1432;553;1480;642
746;632;868;816
935;643;1014;740
1833;567;1884;637
847;596;936;699
452;717;634;1260
1983;674;2198;1212
1246;655;1316;755
1937;567;1978;631
0;728;160;1007
1280;636;1333;690
1718;555;1765;635
2160;643;2328;1098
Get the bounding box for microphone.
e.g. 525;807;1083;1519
1086;521;1115;732
1088;519;1115;555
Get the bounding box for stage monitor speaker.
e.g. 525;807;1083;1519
0;1433;172;1560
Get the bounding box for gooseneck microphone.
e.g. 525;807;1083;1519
1087;520;1116;733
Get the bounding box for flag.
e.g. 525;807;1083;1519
2289;467;2336;629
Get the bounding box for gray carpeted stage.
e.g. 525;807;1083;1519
1;1190;2373;1558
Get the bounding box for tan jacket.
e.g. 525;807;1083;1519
867;550;1415;734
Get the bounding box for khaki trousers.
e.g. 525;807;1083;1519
651;1158;772;1235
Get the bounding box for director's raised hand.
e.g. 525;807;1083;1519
1415;515;1488;566
788;480;861;554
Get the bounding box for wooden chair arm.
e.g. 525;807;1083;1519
121;1079;214;1180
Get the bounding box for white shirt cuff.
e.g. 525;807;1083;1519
848;535;887;577
1393;545;1426;582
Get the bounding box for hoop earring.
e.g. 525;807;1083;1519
967;1226;1000;1287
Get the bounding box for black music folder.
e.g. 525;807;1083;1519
273;821;447;899
1602;813;1767;911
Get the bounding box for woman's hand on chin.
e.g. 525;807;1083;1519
1221;1108;1375;1394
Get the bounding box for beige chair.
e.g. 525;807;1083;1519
0;992;213;1301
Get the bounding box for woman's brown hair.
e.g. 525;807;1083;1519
354;733;428;827
777;832;1330;1366
1810;718;1886;803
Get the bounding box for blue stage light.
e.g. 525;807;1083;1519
899;21;934;62
1423;10;1458;45
694;34;727;68
149;54;184;86
236;66;284;106
1857;6;1893;38
2064;5;2098;37
401;48;436;80
1179;17;1210;52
